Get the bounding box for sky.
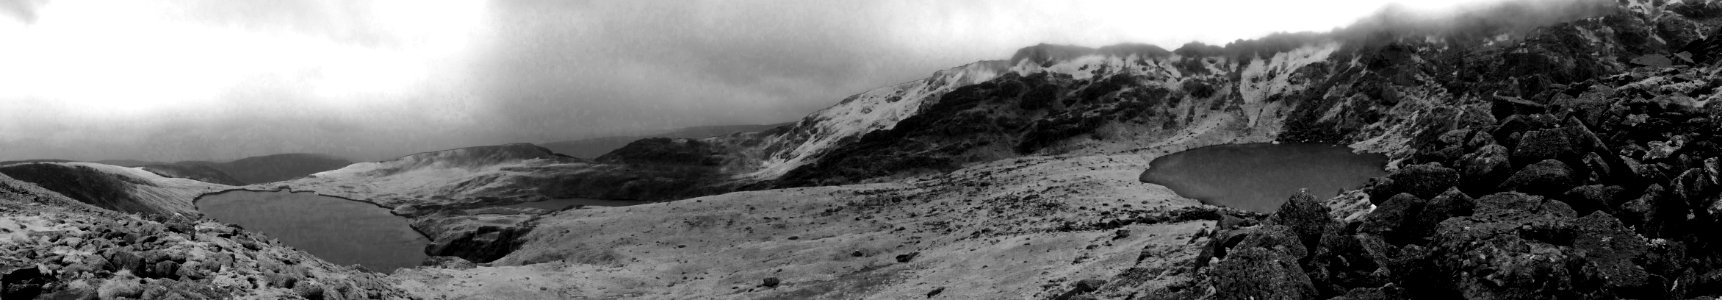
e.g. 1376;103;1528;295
0;0;1516;162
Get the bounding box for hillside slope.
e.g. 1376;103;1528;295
269;143;714;209
540;123;788;158
205;153;354;184
0;162;228;216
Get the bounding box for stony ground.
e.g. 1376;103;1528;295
0;173;410;299
389;135;1264;299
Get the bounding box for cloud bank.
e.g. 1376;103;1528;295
0;0;1554;161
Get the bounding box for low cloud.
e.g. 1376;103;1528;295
0;0;1578;162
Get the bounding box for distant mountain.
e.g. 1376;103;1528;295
197;153;353;184
138;163;246;185
539;123;788;158
0;159;75;166
270;143;714;208
2;153;353;185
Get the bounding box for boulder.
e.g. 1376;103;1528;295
1307;231;1392;296
1266;192;1336;252
1052;279;1107;300
1499;159;1577;198
1;266;50;299
1459;144;1514;195
1573;212;1654;296
1412;188;1476;241
1358;193;1424;245
1235;225;1309;259
1512;129;1580;166
1425;193;1583;299
1672;168;1718;217
1367;163;1459;202
104;251;144;274
1562;185;1625;216
1207;247;1317;300
895;252;920;263
1618;184;1689;238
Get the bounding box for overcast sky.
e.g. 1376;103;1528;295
0;0;1505;162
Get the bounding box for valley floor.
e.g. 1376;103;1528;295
390;144;1268;299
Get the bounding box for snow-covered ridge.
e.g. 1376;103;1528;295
742;42;1338;180
743;60;1011;179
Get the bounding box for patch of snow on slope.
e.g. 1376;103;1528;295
745;61;1009;179
1013;55;1113;80
1237;43;1339;126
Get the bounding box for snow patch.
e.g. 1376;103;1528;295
1237;43;1340;125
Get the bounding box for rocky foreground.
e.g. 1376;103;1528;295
0;174;409;299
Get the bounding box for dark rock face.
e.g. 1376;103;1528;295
415;214;536;263
424;226;531;263
596;138;730;167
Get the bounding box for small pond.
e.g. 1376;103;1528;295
198;191;430;272
1140;143;1388;213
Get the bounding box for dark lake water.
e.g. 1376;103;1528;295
497;198;642;211
198;191;429;272
1141;143;1388;213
